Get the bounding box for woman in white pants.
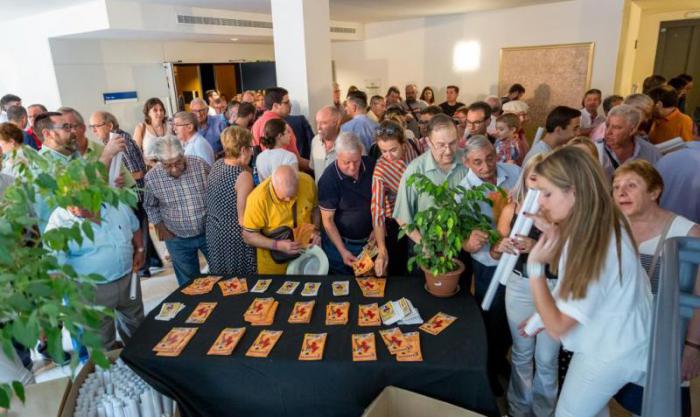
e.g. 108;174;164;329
524;146;652;417
491;154;559;417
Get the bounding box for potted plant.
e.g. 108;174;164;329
0;149;136;409
401;173;501;297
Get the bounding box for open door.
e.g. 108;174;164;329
162;62;180;114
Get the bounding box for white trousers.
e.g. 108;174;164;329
556;351;645;417
506;273;560;417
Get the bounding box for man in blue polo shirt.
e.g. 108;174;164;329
318;132;375;275
190;98;226;156
340;90;378;152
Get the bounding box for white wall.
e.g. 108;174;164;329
332;0;626;104
50;38;274;134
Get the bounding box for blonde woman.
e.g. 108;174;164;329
490;153;559;416
525;146;652;416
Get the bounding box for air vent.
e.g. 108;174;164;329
330;26;357;34
177;15;272;29
177;14;357;35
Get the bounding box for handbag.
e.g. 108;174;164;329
265;202;302;264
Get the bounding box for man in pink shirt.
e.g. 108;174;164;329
251;87;310;171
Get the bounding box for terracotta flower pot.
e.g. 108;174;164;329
421;259;464;297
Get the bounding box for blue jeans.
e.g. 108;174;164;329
165;233;209;285
321;233;366;275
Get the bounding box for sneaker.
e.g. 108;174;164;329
149;266;165;275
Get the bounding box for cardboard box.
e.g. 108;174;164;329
362;386;486;417
5;377;71;417
59;349;123;417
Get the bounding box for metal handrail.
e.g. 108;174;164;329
642;237;700;417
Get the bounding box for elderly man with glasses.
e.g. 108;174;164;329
144;136;210;285
172;111;215;166
189;98;226;156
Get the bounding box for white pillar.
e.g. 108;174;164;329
271;0;333;120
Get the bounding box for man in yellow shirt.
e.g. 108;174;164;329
648;85;694;144
243;165;320;275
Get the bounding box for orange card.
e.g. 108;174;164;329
207;327;246;356
396;331;423;362
352;333;377;361
358;303;381;327
181;276;222;295
288;300;315;324
250;301;278;326
244;298;275;322
185;302;217;324
153;327;198;357
246;330;283;358
378;328;409;355
298;333;327;361
325;302;350;325
419;312;457;335
218;278;248;296
356;278;386;298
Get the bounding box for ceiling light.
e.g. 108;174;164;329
230;38;239;41
453;40;480;72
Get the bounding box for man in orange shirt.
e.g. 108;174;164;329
648;85;694;144
251;87;310;171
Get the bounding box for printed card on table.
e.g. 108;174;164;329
207;327;246;356
325;302;350;325
246;330;283;358
298;333;327;361
250;301;279;326
332;281;349;296
358;303;381;327
155;302;185;321
218;278;248;296
301;282;321;297
356;278;386;298
288;300;315;324
181;276;222;295
276;281;300;295
153;327;198;357
185;302;217;324
351;333;377;362
379;328;409;355
251;279;272;293
419;312;457;335
396;332;423;362
244;298;275;322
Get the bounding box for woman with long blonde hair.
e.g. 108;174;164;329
525;146;652;416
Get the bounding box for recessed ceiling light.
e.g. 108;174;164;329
230;38;239;41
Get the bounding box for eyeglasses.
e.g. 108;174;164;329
281;100;291;105
173;123;193;128
49;124;72;132
465;119;485;128
429;139;458;151
88;122;106;129
192;108;208;114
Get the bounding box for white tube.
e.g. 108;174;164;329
140;392;155;417
481;189;540;311
127;398;141;417
150;388;163;416
532;127;545;144
162;396;174;416
523;313;544;336
130;272;138;301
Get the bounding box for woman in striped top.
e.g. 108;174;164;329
371;120;419;276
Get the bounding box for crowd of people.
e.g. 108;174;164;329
0;71;699;416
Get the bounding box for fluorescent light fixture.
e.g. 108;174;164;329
453;40;480;72
230;38;239;41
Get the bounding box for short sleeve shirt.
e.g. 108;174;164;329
243;172;317;275
318;156;375;240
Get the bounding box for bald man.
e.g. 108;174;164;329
243;165;320;274
310;105;342;182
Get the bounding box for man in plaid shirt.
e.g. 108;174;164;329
144;136;210;285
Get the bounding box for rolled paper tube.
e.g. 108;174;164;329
114;404;126;417
130;272;138;300
98;407;107;417
162;396;174;416
481;188;540;311
103;401;115;417
140;392;155;417
523;313;544;336
127;398;141;417
150;388;163;416
533;127;545;144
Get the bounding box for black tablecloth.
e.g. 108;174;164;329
122;275;499;417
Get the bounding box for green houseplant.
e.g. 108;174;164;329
0;148;136;409
401;173;502;297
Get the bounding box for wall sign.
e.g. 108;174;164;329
103;91;138;104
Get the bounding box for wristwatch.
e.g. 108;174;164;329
526;262;545;278
136;247;145;253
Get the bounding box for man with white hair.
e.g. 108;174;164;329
310;105;341;182
597;104;661;179
144;137;210;285
459;135;521;398
189;98;226;155
243;165;320;275
172;110;214;166
318;133;375;274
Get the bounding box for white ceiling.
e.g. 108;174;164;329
1;0;567;23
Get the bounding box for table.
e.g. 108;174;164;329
122;275;499;417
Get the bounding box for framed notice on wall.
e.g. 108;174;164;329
499;42;594;140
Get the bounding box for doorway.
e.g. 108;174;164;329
654;18;700;119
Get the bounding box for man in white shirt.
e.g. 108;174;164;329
579;88;605;136
0;94;21;123
205;89;220;116
172;111;214;166
310;105;341;182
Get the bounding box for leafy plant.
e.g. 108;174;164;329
401;173;502;276
0;147;136;409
